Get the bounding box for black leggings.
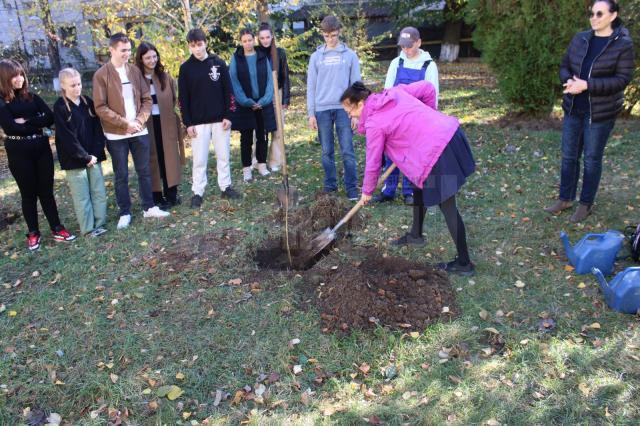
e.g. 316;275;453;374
240;110;267;167
5;137;62;233
413;188;470;265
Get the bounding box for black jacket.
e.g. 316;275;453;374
560;26;635;122
0;93;53;136
178;54;232;127
256;45;291;106
229;47;277;132
53;96;106;170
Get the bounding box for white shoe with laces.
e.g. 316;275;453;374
117;214;131;229
243;167;253;182
257;163;271;176
143;206;170;218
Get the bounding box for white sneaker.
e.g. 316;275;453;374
117;214;131;229
143;206;170;218
243;167;253;182
257;163;271;176
251;157;258;170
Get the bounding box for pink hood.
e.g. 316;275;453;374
357;81;459;195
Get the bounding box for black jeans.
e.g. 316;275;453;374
240;110;267;167
5;136;62;233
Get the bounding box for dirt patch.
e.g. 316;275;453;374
300;250;458;332
271;192;368;239
146;228;246;272
257;192;369;270
0;206;19;231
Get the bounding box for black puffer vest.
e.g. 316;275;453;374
230;47;277;132
560;26;635;122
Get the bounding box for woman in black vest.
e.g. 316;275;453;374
544;0;634;223
229;28;277;183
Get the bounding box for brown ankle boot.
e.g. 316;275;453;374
570;204;593;223
543;200;573;215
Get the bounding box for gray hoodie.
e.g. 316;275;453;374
306;42;361;117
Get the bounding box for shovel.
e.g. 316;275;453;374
270;38;298;209
308;163;398;258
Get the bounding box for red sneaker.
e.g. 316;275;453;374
27;232;41;251
52;227;76;242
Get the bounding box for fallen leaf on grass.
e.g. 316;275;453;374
156;385;183;400
578;382;590;397
175;372;185;380
479;309;489;320
514;280;525;288
90;404;107;419
228;278;242;286
110;373;119;384
293;365;303;375
288;338;301;348
358;363;370;375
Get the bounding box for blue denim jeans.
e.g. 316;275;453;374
106;135;154;215
315;109;358;197
559;112;615;205
381;155;414;198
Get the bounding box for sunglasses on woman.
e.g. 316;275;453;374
589;10;606;18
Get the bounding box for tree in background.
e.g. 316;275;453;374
466;0;590;116
384;0;468;63
83;0;261;76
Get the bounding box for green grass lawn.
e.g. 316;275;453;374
1;64;640;425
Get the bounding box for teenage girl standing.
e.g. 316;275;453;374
0;59;76;250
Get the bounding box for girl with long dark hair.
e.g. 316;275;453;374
0;59;76;250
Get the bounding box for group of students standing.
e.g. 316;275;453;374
0;2;634;279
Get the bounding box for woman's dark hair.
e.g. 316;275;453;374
259;22;273;36
239;28;254;39
0;59;31;102
340;81;372;104
135;42;167;91
592;0;622;28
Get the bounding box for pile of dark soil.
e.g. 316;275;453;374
0;207;19;231
301;250;458;332
257;192;368;270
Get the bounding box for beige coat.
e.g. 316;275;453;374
145;73;185;191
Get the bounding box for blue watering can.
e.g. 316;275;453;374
592;267;640;314
560;230;624;275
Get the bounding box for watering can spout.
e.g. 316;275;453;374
560;231;575;264
591;267;610;292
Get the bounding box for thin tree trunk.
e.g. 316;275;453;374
37;0;61;72
257;0;269;23
440;19;462;62
181;0;193;31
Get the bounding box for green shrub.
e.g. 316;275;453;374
467;0;590;116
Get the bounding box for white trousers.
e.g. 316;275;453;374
191;122;231;196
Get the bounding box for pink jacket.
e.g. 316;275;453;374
357;81;459;195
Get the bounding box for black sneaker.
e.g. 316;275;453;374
221;187;241;200
437;258;475;276
391;232;425;246
190;194;203;208
372;193;394;203
404;195;414;205
168;197;181;207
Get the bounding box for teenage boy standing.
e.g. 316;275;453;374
178;28;240;208
93;33;169;230
307;15;361;200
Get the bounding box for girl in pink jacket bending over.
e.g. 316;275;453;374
341;80;476;276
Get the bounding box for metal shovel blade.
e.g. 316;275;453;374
308;227;336;257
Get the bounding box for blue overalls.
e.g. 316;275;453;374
380;58;432;199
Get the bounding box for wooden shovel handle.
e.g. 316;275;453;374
333;163;398;232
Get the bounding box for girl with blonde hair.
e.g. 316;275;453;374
53;67;108;236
